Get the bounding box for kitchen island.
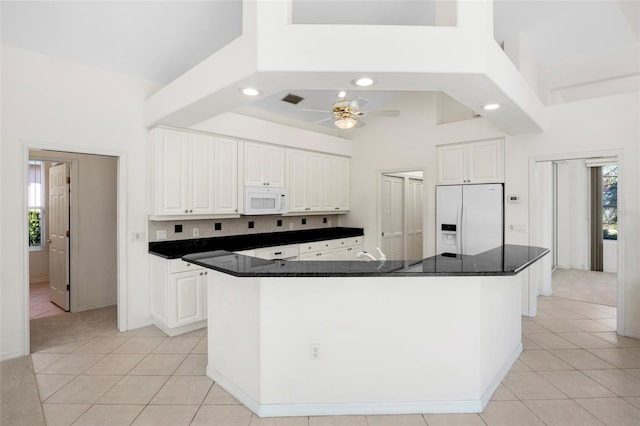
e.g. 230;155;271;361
183;245;548;417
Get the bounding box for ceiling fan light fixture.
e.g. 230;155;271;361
241;87;260;96
334;116;357;130
352;77;374;87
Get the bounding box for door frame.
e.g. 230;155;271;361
377;167;425;260
22;141;128;354
528;148;625;335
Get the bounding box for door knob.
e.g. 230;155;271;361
47;239;52;244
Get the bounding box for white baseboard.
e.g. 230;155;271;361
206;344;523;417
153;320;207;337
126;318;154;332
75;301;116;313
29;276;48;284
0;351;26;362
624;328;640;340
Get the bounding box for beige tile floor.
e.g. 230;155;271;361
18;296;639;425
3;268;639;426
30;282;67;319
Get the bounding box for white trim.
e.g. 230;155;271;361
528;148;624;335
208;343;522;417
21;141;129;357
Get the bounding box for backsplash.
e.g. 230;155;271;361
148;215;339;242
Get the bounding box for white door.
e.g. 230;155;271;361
287;149;307;212
381;175;404;260
264;145;285;187
407;179;424;260
321;156;336;211
189;133;215;214
462;184;503;255
437;145;466;184
244;142;266;187
157;129;189;215
335;157;350;211
214;137;238;214
436;185;462;255
48;163;70;311
306;152;322;211
172;270;204;327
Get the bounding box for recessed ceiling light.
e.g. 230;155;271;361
352;77;374;87
241;87;260;96
483;103;500;110
338;90;346;98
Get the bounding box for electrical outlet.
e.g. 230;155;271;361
156;230;167;240
310;343;320;361
289;223;294;230
130;232;145;242
193;228;199;237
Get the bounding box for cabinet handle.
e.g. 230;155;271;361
199;272;203;276
189;209;193;213
204;271;208;275
235;209;238;212
184;210;188;213
316;253;321;256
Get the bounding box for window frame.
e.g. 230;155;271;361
28;160;46;251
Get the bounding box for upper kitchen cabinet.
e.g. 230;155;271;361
437;139;504;185
287;149;350;214
148;127;238;219
243;141;285;187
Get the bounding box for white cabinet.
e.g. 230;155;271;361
298;236;363;261
243;141;285;188
214;136;238;214
437;139;504;185
149;256;208;336
287;149;350;214
148;127;238;218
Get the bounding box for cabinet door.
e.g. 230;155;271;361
264;145;285;187
306;152;323;211
335;156;350;211
189;133;216;214
156;129;189;215
321;156;336;211
467;140;504;183
244;142;266;187
437;145;466;185
171;270;204;327
287;149;307;212
214;137;238;214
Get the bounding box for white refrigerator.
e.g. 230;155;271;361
436;184;504;256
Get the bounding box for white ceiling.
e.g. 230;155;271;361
2;0;638;131
0;1;242;83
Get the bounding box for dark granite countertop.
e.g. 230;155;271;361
182;244;549;277
148;227;364;259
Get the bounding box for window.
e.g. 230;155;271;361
602;164;617;240
28;161;45;250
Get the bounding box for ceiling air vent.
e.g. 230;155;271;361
281;93;304;105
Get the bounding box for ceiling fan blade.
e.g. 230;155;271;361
354;119;367;128
368;109;400;118
351;97;369;110
301;108;330;114
313;117;333;124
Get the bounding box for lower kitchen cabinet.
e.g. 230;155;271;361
150;256;207;336
298;236;363;261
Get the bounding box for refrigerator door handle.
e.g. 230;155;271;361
456;204;463;255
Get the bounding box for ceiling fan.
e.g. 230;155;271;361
302;96;399;130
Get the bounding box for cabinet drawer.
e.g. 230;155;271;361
170;259;204;274
334;236;362;248
299;239;341;254
254;244;299;260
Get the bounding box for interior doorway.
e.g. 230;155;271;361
531;152;622;329
27;150;118;351
379;170;424;260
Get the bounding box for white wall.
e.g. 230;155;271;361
0;46;355;360
556;160;589;270
604;240;618;273
1;46;161;359
345;90;640;338
28;251;49;283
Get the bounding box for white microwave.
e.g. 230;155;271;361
244;186;287;215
